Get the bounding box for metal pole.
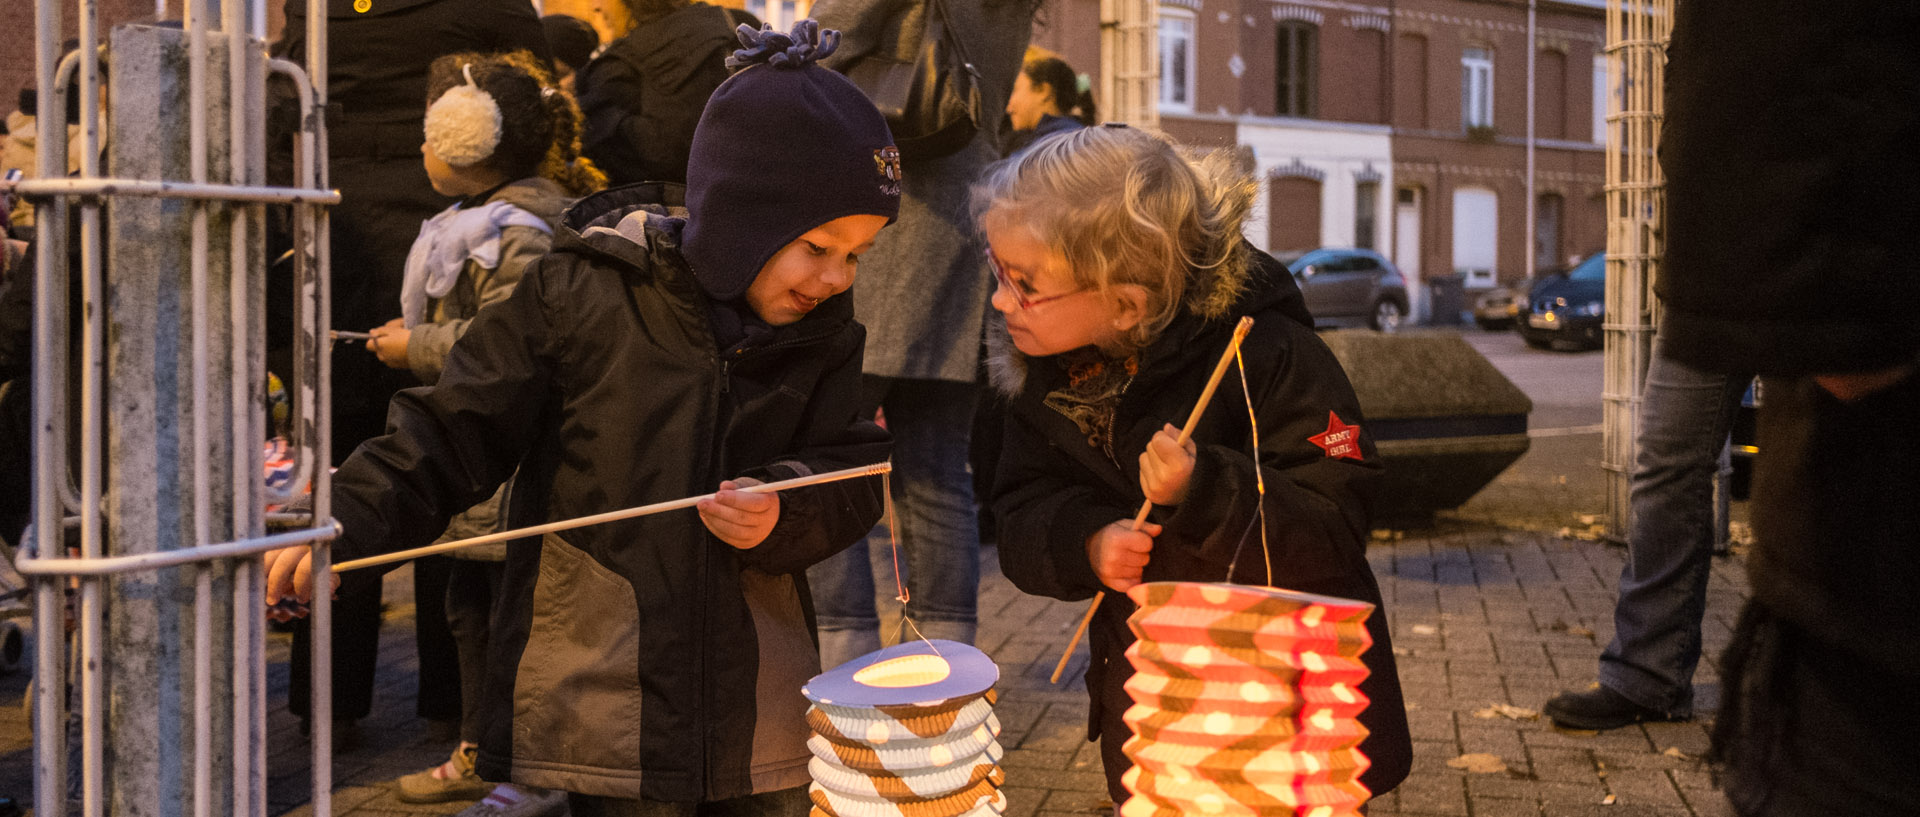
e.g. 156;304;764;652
30;3;70;817
305;0;336;812
1525;0;1536;282
75;2;107;814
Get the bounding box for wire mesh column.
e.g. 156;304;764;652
20;1;338;815
1600;0;1671;539
1100;0;1158;128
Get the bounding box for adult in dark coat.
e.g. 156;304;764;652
272;0;552;740
1657;3;1920;815
573;0;750;185
804;0;1035;667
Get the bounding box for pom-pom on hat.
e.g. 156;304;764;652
424;64;503;167
682;20;902;302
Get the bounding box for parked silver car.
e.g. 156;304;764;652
1275;248;1411;332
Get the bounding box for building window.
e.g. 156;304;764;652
1592;54;1609;144
746;0;805;32
1395;34;1429;129
1159;10;1196;113
1461;46;1493;129
1355;181;1380;250
1452;187;1498;287
1268;175;1324;253
1536;192;1563;271
1275;22;1317;117
1537;49;1566;140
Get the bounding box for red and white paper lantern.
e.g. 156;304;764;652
1120;582;1375;817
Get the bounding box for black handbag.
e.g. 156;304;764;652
834;0;985;160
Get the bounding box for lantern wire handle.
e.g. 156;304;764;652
880;463;941;654
1049;317;1255;684
883;468;908;607
1222;344;1272;586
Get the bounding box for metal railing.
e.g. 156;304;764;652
15;0;337;814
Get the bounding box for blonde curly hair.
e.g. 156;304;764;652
972;125;1255;351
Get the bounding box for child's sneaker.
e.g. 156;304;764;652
453;784;569;817
395;744;492;804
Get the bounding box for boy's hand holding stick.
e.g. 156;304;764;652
263;461;892;605
1049;316;1253;684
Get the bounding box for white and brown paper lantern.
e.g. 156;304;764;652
1119;582;1375;817
803;639;1007;817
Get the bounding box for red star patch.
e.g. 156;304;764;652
1308;411;1364;460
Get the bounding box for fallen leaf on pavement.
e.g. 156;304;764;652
1601;794;1617;805
1662;746;1692;761
1446;753;1509;774
1567;625;1595;637
1472;703;1541;721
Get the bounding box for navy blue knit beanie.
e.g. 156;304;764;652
682;21;903;302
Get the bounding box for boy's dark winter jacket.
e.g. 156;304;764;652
328;183;889;801
987;245;1412;797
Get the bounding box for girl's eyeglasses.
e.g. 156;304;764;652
986;249;1082;310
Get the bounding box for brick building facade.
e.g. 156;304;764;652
2;0;153;121
1032;0;1608;320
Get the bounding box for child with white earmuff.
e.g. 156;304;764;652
372;50;605;817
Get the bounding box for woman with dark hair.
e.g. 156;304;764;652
1003;53;1095;156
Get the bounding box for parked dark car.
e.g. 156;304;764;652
1275;248;1410;332
1473;286;1520;329
1518;252;1605;349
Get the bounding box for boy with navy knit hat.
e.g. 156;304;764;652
266;22;899;815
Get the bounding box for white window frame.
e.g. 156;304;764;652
746;0;809;33
1159;9;1197;114
1592;54;1609;144
1452;186;1499;288
1462;47;1493;129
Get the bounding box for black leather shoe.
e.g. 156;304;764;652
1543;685;1682;730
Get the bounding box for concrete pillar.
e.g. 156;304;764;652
101;21;266;817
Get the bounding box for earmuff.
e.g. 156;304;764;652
424;64;502;168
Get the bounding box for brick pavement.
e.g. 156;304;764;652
0;504;1752;817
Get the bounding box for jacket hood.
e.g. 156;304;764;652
553;181;690;271
986;243;1312;396
487;176;571;228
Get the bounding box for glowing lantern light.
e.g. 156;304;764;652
1120;582;1375;817
803;639;1007;817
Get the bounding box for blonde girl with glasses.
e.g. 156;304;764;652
974;124;1413;807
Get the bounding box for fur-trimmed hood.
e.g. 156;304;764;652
986;242;1314;397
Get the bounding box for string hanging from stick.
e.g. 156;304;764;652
1049;317;1254;684
878;467;941;655
331;461;892;573
1222;342;1273;587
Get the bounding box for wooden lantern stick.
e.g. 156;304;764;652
1049;317;1254;683
331;461;893;573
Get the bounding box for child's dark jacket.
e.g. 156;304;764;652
987;245;1412;795
328;183;890;801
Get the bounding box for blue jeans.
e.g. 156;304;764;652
808;377;980;668
1598;333;1750;714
